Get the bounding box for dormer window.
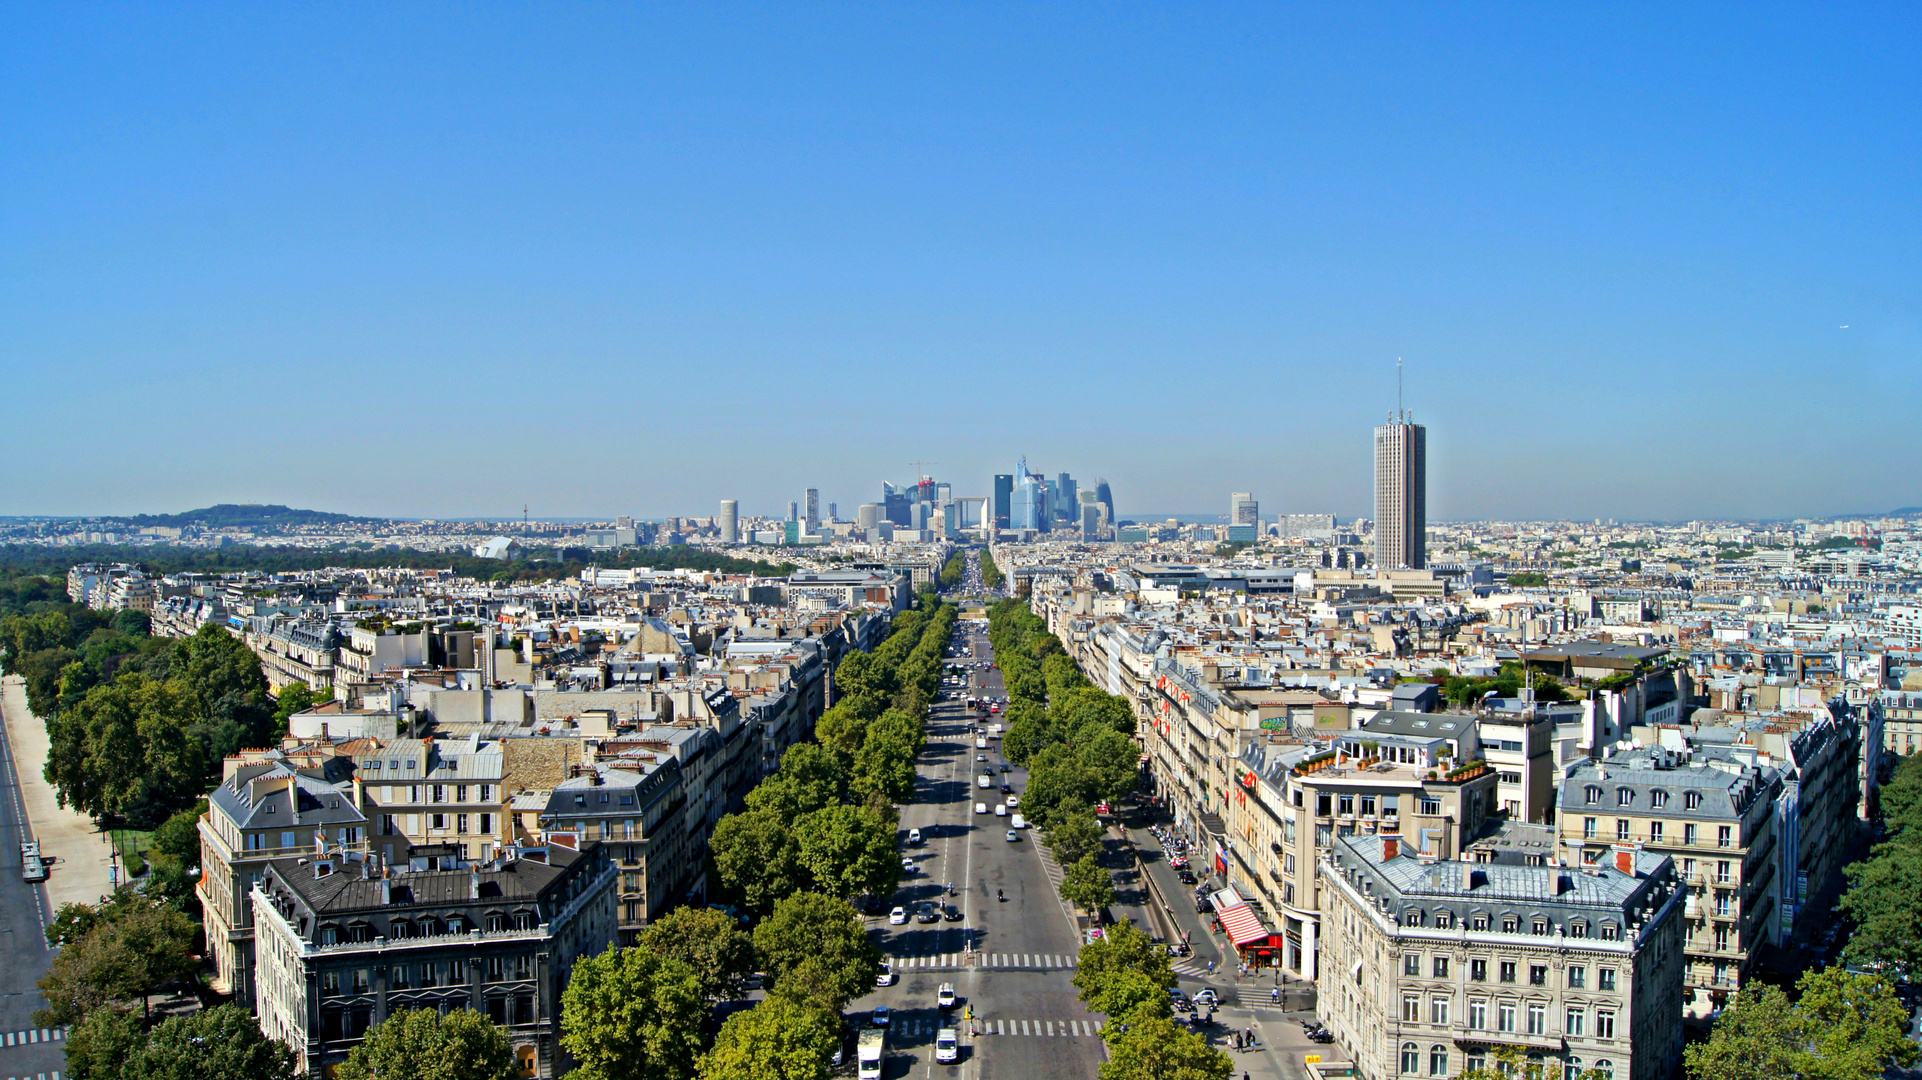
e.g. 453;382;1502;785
1684;791;1703;810
1600;923;1621;941
1616;788;1633;806
266;804;276;813
1650;790;1669;808
367;761;381;770
1585;786;1602;805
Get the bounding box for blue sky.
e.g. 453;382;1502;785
2;4;1917;523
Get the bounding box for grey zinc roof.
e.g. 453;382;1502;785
1359;710;1471;740
210;762;367;832
264;848;582;919
542;758;682;819
1333;833;1672;919
1558;750;1781;821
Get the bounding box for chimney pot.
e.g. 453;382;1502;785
1381;836;1400;860
1615;849;1636;875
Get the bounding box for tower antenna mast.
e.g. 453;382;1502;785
1397;357;1404;423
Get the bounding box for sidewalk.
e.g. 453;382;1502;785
2;675;119;914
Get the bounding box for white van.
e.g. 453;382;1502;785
974;802;988;815
994;804;1008;817
1011;813;1027;829
976;737;987;749
978;774;992;789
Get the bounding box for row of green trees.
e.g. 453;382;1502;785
979;548;1004;589
938;550;965;589
988;600;1138;829
1837;751;1922;975
1069;921;1232;1080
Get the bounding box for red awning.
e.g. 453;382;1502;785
1217;902;1269;948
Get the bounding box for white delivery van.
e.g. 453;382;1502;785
978;774;992;789
858;1028;885;1080
975;802;988;815
935;1028;959;1063
976;737;988;749
995;804;1008;817
1011;813;1027;829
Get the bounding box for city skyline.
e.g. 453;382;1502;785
2;7;1918;522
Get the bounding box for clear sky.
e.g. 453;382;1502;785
2;4;1917;523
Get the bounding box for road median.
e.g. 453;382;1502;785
2;675;119;916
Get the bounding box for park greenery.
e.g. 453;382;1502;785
0;541;796;587
36;893;199;1027
1506;571;1549;587
63;1003;298;1080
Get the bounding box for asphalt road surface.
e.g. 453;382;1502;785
0;703;67;1079
849;619;1106;1080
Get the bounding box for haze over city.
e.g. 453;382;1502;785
3;5;1919;522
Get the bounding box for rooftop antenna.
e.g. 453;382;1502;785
1397;357;1405;423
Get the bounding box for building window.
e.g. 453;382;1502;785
1716;860;1733;884
1651;790;1669;808
1468;999;1487;1029
1568;966;1586;989
1472;913;1491;932
1593;1062;1614;1080
1596;1011;1615;1039
1429;996;1449;1025
352;968;370;994
1429;1046;1449;1076
1527;1003;1547;1035
1566;1007;1585;1035
391;964;411;989
457;814;470;835
1716;892;1733;916
1583;817;1597;839
1340;794;1355;816
1470;959;1488;981
1421;797;1442;816
456;785;469;802
432;785;446;803
1402;1043;1421;1074
320;971;340;996
1502;916;1519;933
1717;825;1733;848
1569;921;1588;939
1384;795;1399;817
1498;1002;1516;1032
1685;790;1702;810
1530;965;1547;986
1500;961;1517;983
1467;1056;1487;1075
1585;786;1602;805
1361;795;1377;815
1435;910;1453;929
1434;956;1449;978
1715;925;1731;951
1404;995;1421;1023
1405;954;1421;975
1684;824;1699;845
1649;821;1665;842
1615;819;1631;841
1533;918;1550;936
1600;923;1621;941
1598;968;1616;991
1565;1060;1584;1080
1318;794;1333;816
479;813;493;834
1616;788;1632;807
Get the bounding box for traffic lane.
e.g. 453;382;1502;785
0;709;65;1078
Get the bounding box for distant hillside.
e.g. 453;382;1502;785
121;504;378;529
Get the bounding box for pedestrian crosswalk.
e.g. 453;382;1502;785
888;952;1078;970
4;1074;64;1080
886;1016;1104;1039
1;1029;65;1047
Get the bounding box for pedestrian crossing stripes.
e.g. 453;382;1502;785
1;1029;65;1047
885;1017;1104;1039
1172;959;1211;977
3;1074;64;1080
888;953;1077;970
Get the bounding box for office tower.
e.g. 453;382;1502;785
804;488;820;530
993;475;1013;529
1081;503;1102;539
1374;415;1427;569
1094;478;1115;525
1054;473;1078;524
1282;513;1337;539
882;482;912;527
857;503;882;532
1012;458;1050;532
719;500;739;543
787;500;799;523
935;483;952;505
1230;493;1259;526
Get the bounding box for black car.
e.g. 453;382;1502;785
1000;763;1011;773
943;904;963;922
1000;783;1014;794
1177;869;1196;884
1195;896;1213;913
916;904;941;924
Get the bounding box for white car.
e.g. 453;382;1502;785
1006;829;1020;842
901;857;916;874
995;804;1008;817
877;962;895;987
889;906;908;925
975;802;988;815
907;827;922;845
938;982;957;1009
1005;795;1020;808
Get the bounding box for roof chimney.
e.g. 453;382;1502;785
1615;847;1637;876
1381;836;1400;861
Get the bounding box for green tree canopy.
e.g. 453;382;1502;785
711;809;807;915
67;1004;299;1080
696;996;841;1080
559;947;709;1080
1044;811;1105;867
752;893;881;1013
37;900;197;1026
1059;853;1116;917
335;1008;519;1080
796;804;901;900
1072;921;1175;1018
1097;1013;1231;1080
637;905;757;1002
1682;968;1918;1080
